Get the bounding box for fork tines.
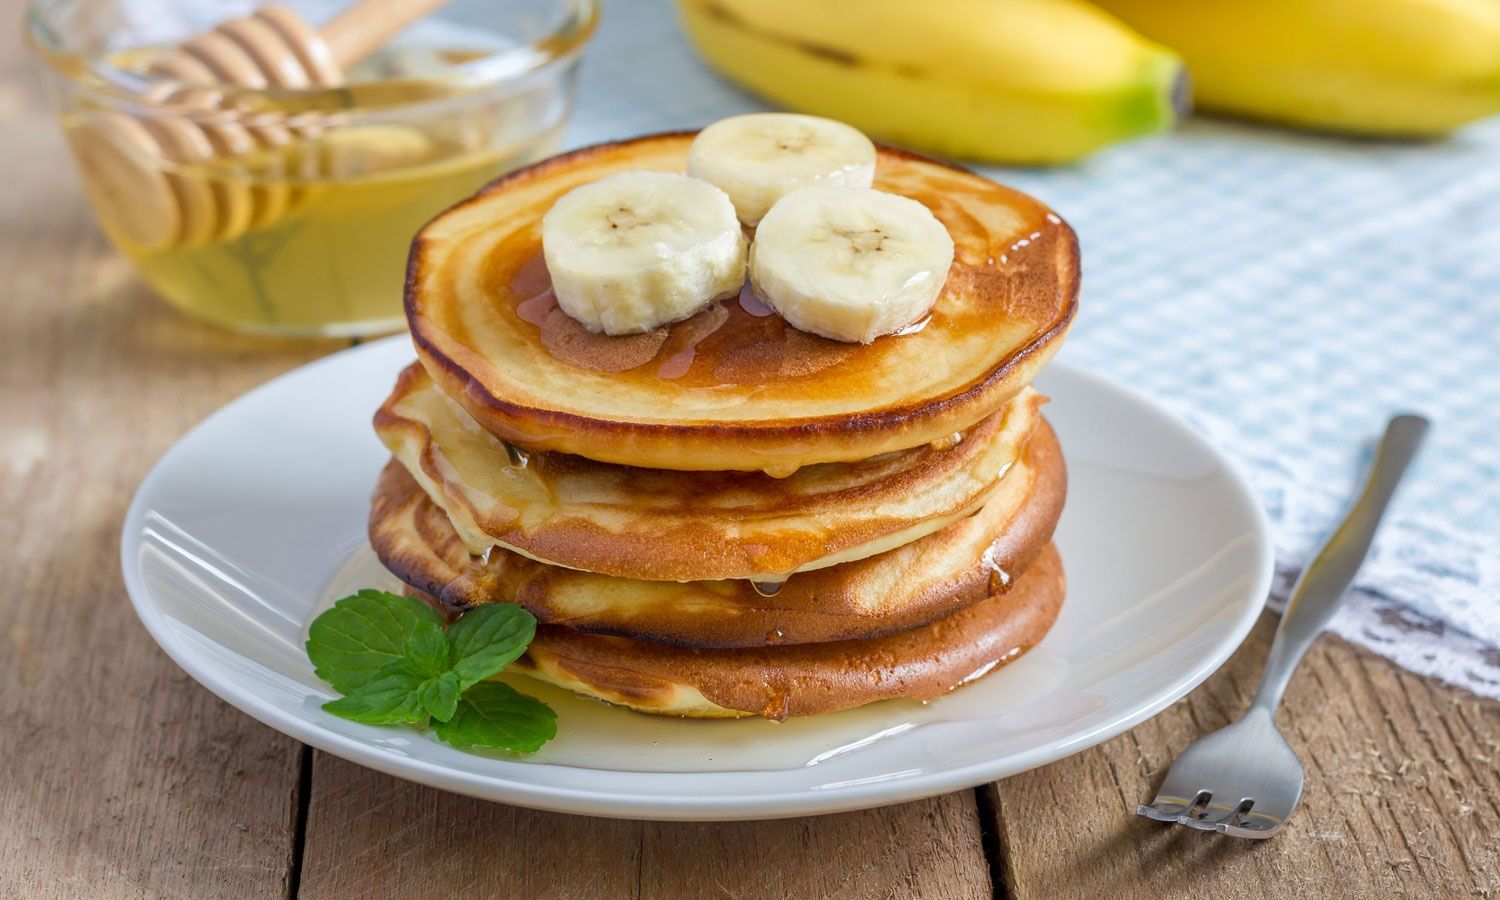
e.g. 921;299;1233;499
1137;792;1281;838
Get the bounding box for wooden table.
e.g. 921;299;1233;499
4;25;1499;900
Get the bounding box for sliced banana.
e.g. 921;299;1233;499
542;172;747;335
750;187;954;344
687;113;876;226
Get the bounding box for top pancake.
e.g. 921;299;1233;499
406;132;1078;474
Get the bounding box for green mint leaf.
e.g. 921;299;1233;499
447;604;538;689
418;671;462;723
403;620;451;679
307;589;443;693
432;682;556;753
321;660;428;725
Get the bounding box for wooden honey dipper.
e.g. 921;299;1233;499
71;0;449;252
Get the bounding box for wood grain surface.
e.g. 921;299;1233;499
3;10;1498;899
0;44;337;897
298;753;990;900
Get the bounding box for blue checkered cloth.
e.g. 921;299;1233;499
566;1;1500;697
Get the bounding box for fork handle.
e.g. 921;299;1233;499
1249;413;1430;715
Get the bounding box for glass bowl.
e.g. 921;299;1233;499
26;0;597;336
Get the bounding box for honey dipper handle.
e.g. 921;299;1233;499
318;0;452;70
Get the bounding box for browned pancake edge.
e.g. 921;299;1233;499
489;544;1064;720
370;419;1066;648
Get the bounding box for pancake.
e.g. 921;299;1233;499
406;132;1078;475
376;362;1045;582
369;416;1064;647
495;544;1064;720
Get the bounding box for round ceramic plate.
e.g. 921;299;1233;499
121;336;1273;821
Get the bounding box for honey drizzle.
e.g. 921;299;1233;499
751;580;786;598
656;348;697;379
929;431;964;452
516;291;556;326
737;282;775;317
893;315;931;336
980;544;1012;595
486;158;1063;393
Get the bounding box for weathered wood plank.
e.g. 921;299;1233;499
0;39;340;895
638;793;990;900
298;753;642;899
987;613;1500;899
299;753;991;900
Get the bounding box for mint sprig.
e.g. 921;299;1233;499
448;604;537;688
322;662;430;725
434;682;557;752
307;590;442;692
403;620;452;678
306;591;553;754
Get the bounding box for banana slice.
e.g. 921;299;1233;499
542;172;748;335
750;187;954;344
687;113;876;226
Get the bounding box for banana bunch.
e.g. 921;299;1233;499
1091;0;1500;137
676;0;1500;161
675;0;1185;165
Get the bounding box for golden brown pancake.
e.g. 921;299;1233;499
369;417;1064;647
406;132;1078;474
376;362;1044;582
480;544;1065;720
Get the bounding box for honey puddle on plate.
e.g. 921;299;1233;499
317;545;1067;774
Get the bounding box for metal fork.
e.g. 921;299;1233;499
1137;413;1430;838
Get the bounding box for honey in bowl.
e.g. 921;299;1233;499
30;0;597;336
67;92;561;334
147;145;551;335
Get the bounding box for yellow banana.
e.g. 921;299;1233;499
675;0;1185;164
1091;0;1500;136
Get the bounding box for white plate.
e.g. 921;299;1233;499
121;336;1273;821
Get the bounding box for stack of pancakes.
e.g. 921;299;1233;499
370;133;1078;720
